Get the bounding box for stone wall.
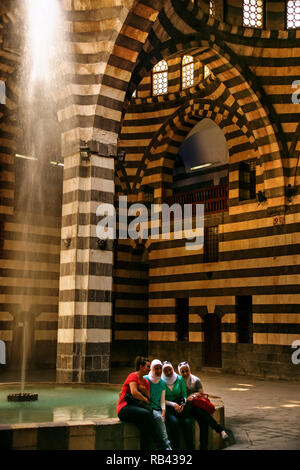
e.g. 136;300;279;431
113;0;300;380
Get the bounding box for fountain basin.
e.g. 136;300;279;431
0;383;119;425
0;383;225;450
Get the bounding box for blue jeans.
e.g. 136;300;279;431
165;405;194;450
118;404;157;450
185;402;223;450
152;409;172;450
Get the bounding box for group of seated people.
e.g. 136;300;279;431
116;356;230;450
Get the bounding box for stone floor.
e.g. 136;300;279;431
201;369;300;450
1;366;300;450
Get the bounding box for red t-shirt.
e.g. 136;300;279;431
116;372;150;416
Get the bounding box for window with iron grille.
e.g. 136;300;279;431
176;298;189;342
203;225;219;263
239;159;256;201
243;0;264;28
152;60;168;96
209;0;216;17
286;0;300;29
236;295;253;344
182;55;194;90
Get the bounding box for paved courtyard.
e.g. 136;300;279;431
192;369;300;450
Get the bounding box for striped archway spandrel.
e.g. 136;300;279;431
136;101;265;214
127;0;287;198
136;98;258;193
135;42;284;199
91;0;164;148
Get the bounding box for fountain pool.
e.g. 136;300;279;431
0;383;225;450
0;381;148;450
0;383;119;425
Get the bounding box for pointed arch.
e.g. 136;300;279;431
130;40;285;204
91;0;164;149
136;98;258;194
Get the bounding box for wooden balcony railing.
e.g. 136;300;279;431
164;184;228;215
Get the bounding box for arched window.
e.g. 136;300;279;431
152;60;168;96
204;65;211;79
209;0;216;17
182;55;194;90
286;0;300;29
243;0;264;28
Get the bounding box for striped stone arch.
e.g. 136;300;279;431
288;120;300;164
130;38;285;202
137;98;258;193
0;1;165;159
287;121;300;191
141;0;299;57
90;0;164;150
115;160;131;195
125;0;286;194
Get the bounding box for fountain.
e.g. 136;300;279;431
7;312;38;402
6;0;65;402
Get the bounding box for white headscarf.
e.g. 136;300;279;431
162;361;178;385
148;359;162;384
178;361;198;390
178;361;191;375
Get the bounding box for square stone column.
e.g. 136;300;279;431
56;148;114;383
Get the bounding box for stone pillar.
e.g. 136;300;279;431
56;146;114;383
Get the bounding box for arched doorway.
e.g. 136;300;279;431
203;313;222;367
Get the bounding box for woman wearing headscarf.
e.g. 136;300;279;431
144;359;172;450
178;361;229;450
162;361;194;450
